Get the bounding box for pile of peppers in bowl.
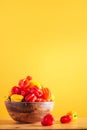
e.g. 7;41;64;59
7;76;54;102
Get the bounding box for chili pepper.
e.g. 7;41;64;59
21;89;29;97
11;86;21;95
25;93;37;102
26;76;32;81
41;114;54;126
50;94;55;101
18;79;29;89
60;115;72;123
29;80;42;89
21;86;30;97
18;76;32;89
10;94;24;102
41;88;51;100
67;111;78;121
30;86;43;98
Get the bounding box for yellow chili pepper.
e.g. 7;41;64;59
11;94;24;102
29;80;42;89
50;94;55;101
67;111;78;121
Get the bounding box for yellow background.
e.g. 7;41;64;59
0;0;87;118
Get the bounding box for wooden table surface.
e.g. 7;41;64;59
0;118;87;129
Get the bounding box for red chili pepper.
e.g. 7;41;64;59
25;93;37;102
21;87;30;97
11;86;21;95
29;86;43;98
41;114;54;126
67;111;78;121
41;88;51;100
18;79;29;89
18;76;32;89
60;115;72;123
26;76;32;81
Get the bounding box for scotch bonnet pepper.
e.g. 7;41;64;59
67;111;78;121
10;94;24;102
8;75;54;102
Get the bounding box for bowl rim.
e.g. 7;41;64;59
5;101;54;104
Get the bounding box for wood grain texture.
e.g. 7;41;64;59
0;118;87;129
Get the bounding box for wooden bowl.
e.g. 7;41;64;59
5;101;54;123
